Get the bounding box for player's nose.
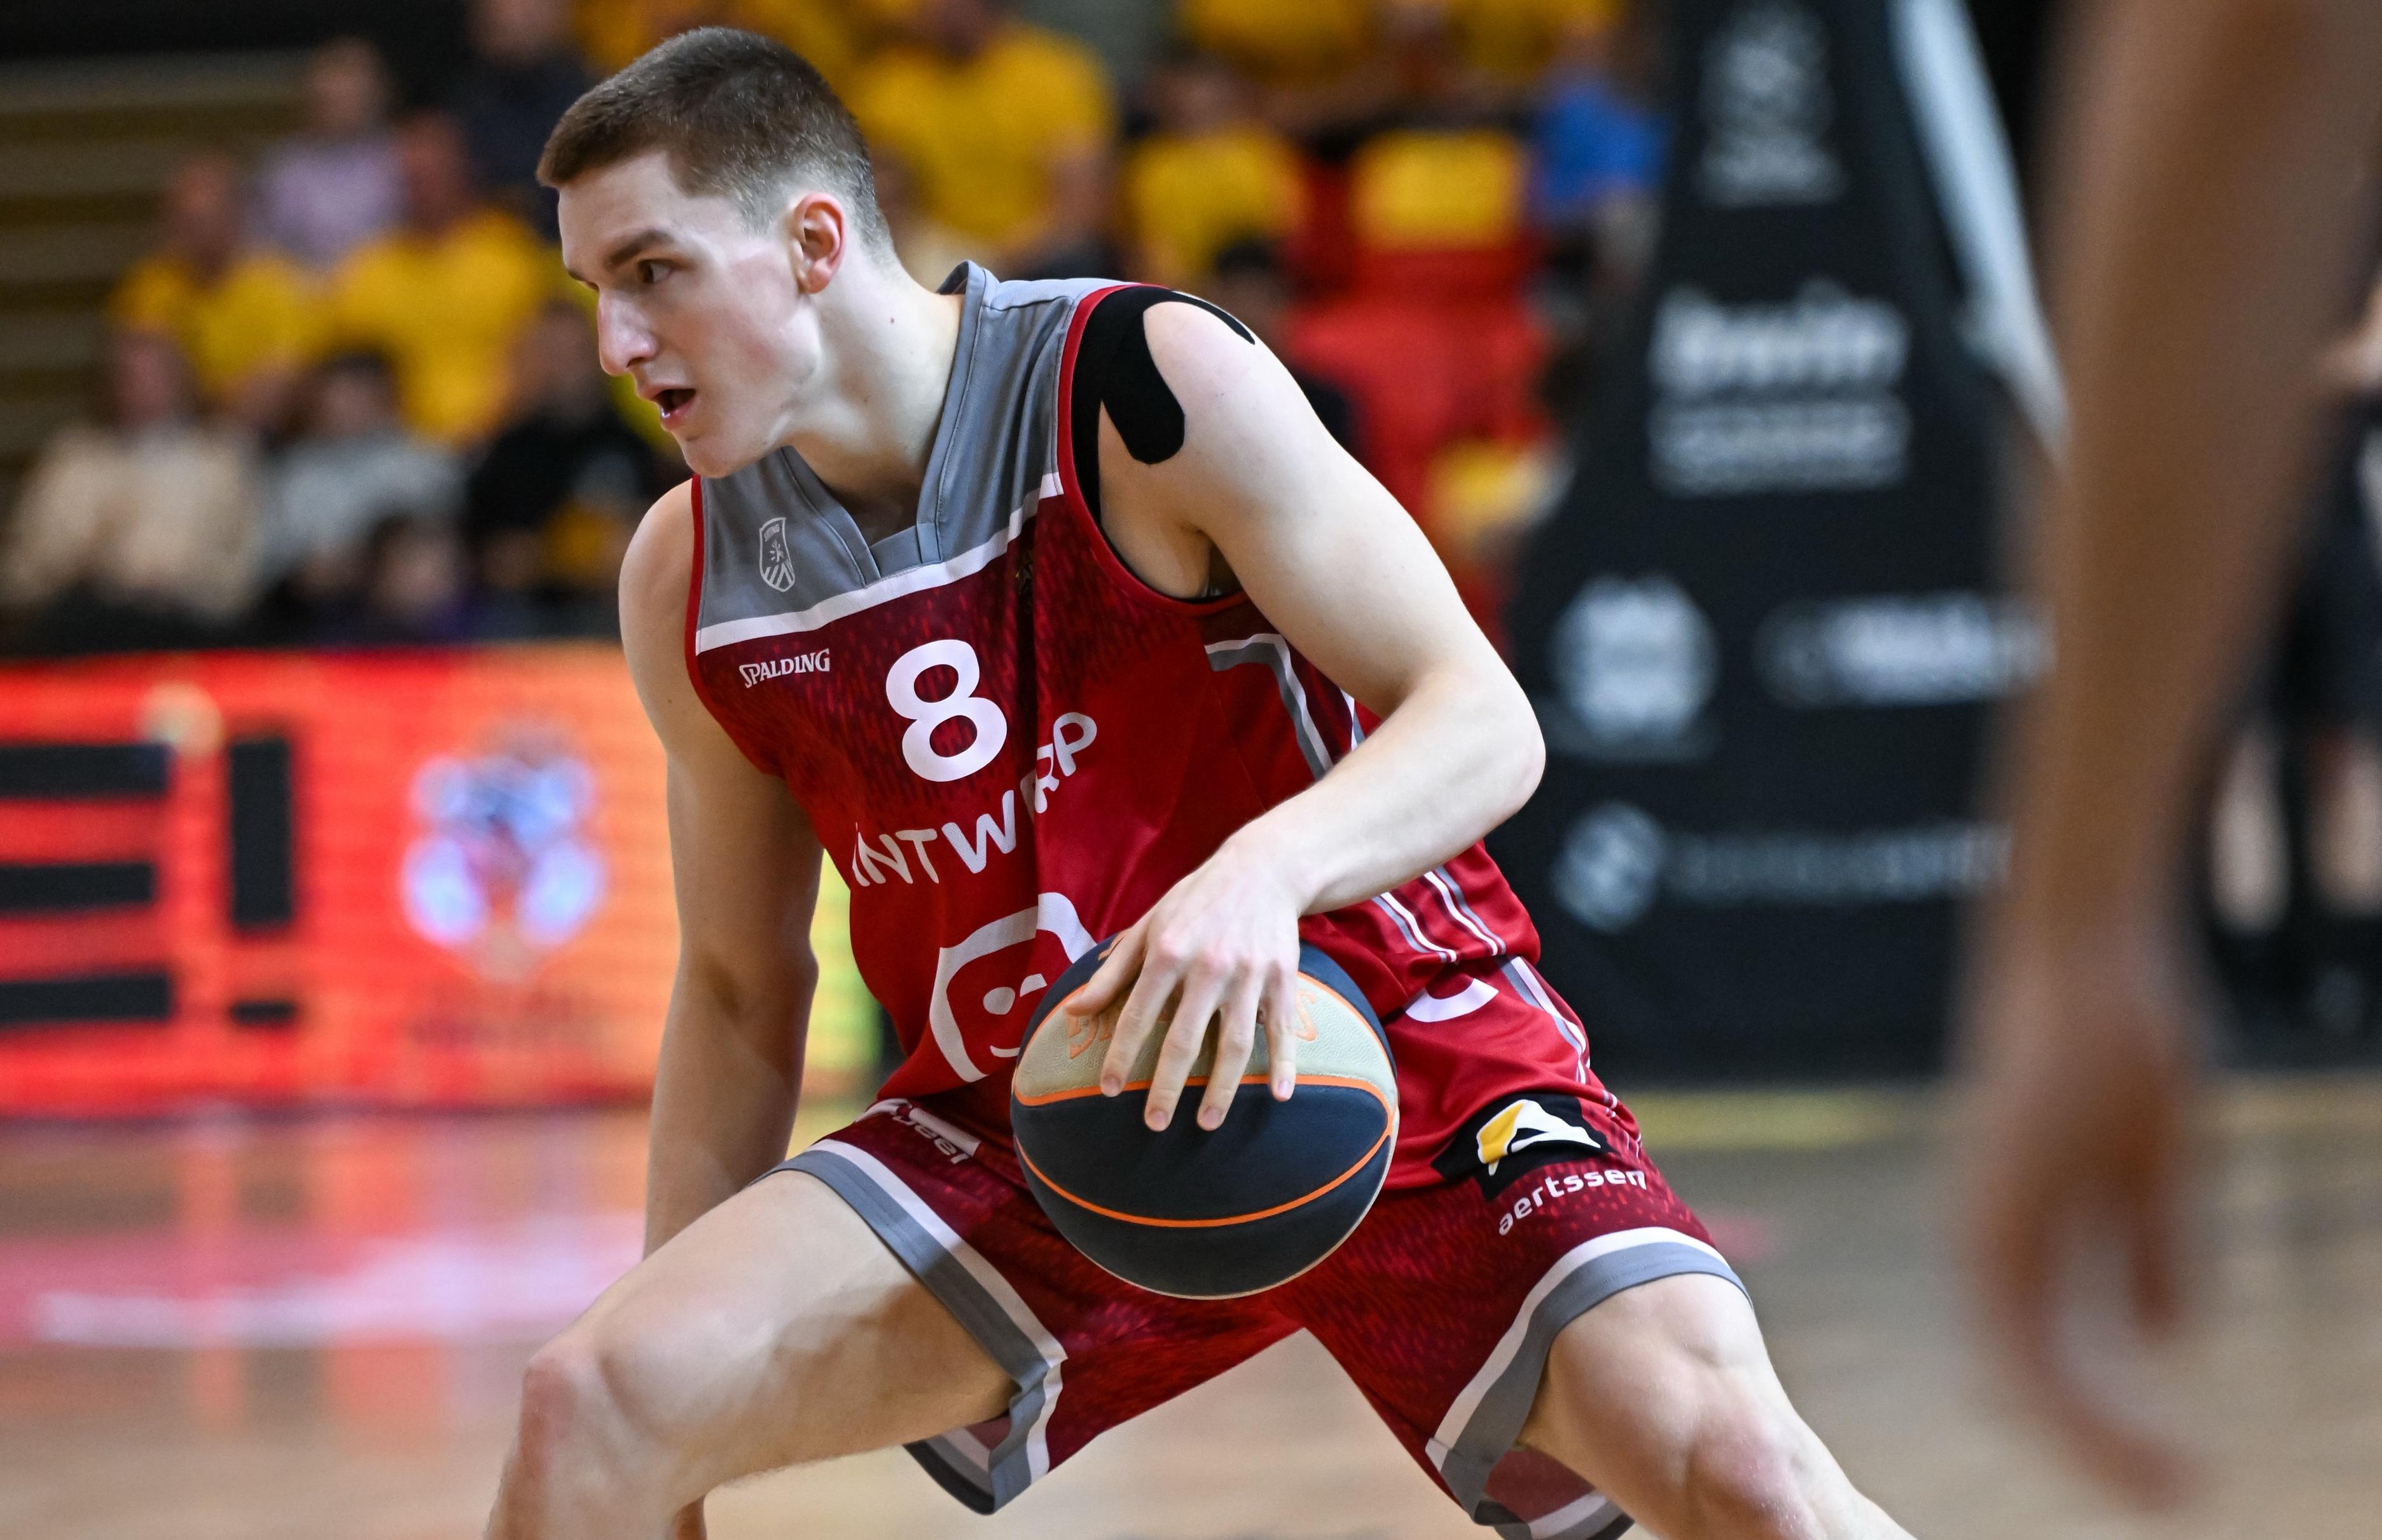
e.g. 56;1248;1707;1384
593;293;655;378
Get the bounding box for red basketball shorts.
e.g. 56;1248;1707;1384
775;1047;1740;1540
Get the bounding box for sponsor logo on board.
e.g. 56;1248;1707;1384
1549;576;1718;760
1699;1;1845;208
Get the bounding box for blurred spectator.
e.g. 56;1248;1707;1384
2;331;261;652
1124;51;1305;288
1350;128;1528;256
454;0;599;240
733;0;870;83
110;154;324;431
327;113;561;447
1013;0;1172;87
1179;0;1375;87
252;38;405;270
319;511;479;645
256;352;462;623
1424;0;1623;87
576;0;694;73
1202;239;1358;455
465;302;673;627
1532;4;1663;243
577;0;864;84
849;0;1116;274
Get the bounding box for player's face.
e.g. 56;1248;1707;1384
559;152;822;478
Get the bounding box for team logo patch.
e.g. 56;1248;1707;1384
758;516;796;593
1435;1092;1607;1197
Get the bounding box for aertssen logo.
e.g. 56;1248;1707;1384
1476;1097;1604;1173
758;516;796;593
740;649;829;687
1434;1091;1610;1198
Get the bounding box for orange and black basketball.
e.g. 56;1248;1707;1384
1011;941;1399;1299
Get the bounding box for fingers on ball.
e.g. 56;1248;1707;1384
1148;972;1224;1130
1198;973;1264;1130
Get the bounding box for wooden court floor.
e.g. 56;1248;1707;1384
4;1078;2380;1540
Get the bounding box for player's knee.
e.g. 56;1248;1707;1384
515;1327;639;1482
1673;1396;1828;1540
516;1333;599;1462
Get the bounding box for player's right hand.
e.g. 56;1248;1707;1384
1960;911;2198;1509
1067;831;1306;1133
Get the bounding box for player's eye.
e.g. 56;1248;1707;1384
636;259;667;286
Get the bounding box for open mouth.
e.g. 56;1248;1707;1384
654;387;696;426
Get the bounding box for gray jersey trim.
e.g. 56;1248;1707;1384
1203;630;1334;778
693;262;1111;654
694;471;1062;652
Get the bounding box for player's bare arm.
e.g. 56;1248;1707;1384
618;482;824;1250
1965;0;2382;1506
1070;300;1545;1133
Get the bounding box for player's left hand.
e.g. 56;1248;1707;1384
1960;910;2198;1509
1067;833;1305;1132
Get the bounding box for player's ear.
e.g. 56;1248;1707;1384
786;191;848;295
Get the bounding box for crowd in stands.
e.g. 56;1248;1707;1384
1;0;1667;658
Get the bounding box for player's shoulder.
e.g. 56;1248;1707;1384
1116;289;1306;470
1135;291;1264;392
1067;282;1258;391
620;479;695;649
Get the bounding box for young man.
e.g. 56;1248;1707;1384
491;29;1913;1540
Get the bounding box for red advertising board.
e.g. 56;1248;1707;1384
0;645;869;1116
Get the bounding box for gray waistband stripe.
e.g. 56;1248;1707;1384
1427;1227;1744;1530
1574;1508;1636;1540
909;1436;996;1511
781;1140;1067;1509
1478;1488;1626;1540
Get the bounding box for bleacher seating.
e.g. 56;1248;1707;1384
0;53;305;514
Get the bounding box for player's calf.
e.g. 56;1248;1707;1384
1521;1274;1912;1540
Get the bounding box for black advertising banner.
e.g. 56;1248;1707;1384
1495;0;2049;1078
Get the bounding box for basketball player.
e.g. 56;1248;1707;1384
1963;0;2382;1508
488;31;1913;1540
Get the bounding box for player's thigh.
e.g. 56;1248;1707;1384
539;1167;1011;1488
1518;1273;1866;1539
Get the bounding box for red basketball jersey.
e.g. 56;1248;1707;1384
686;265;1605;1185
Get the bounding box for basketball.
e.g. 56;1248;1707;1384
1010;940;1399;1300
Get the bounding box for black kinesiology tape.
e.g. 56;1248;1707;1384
1068;286;1253;522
